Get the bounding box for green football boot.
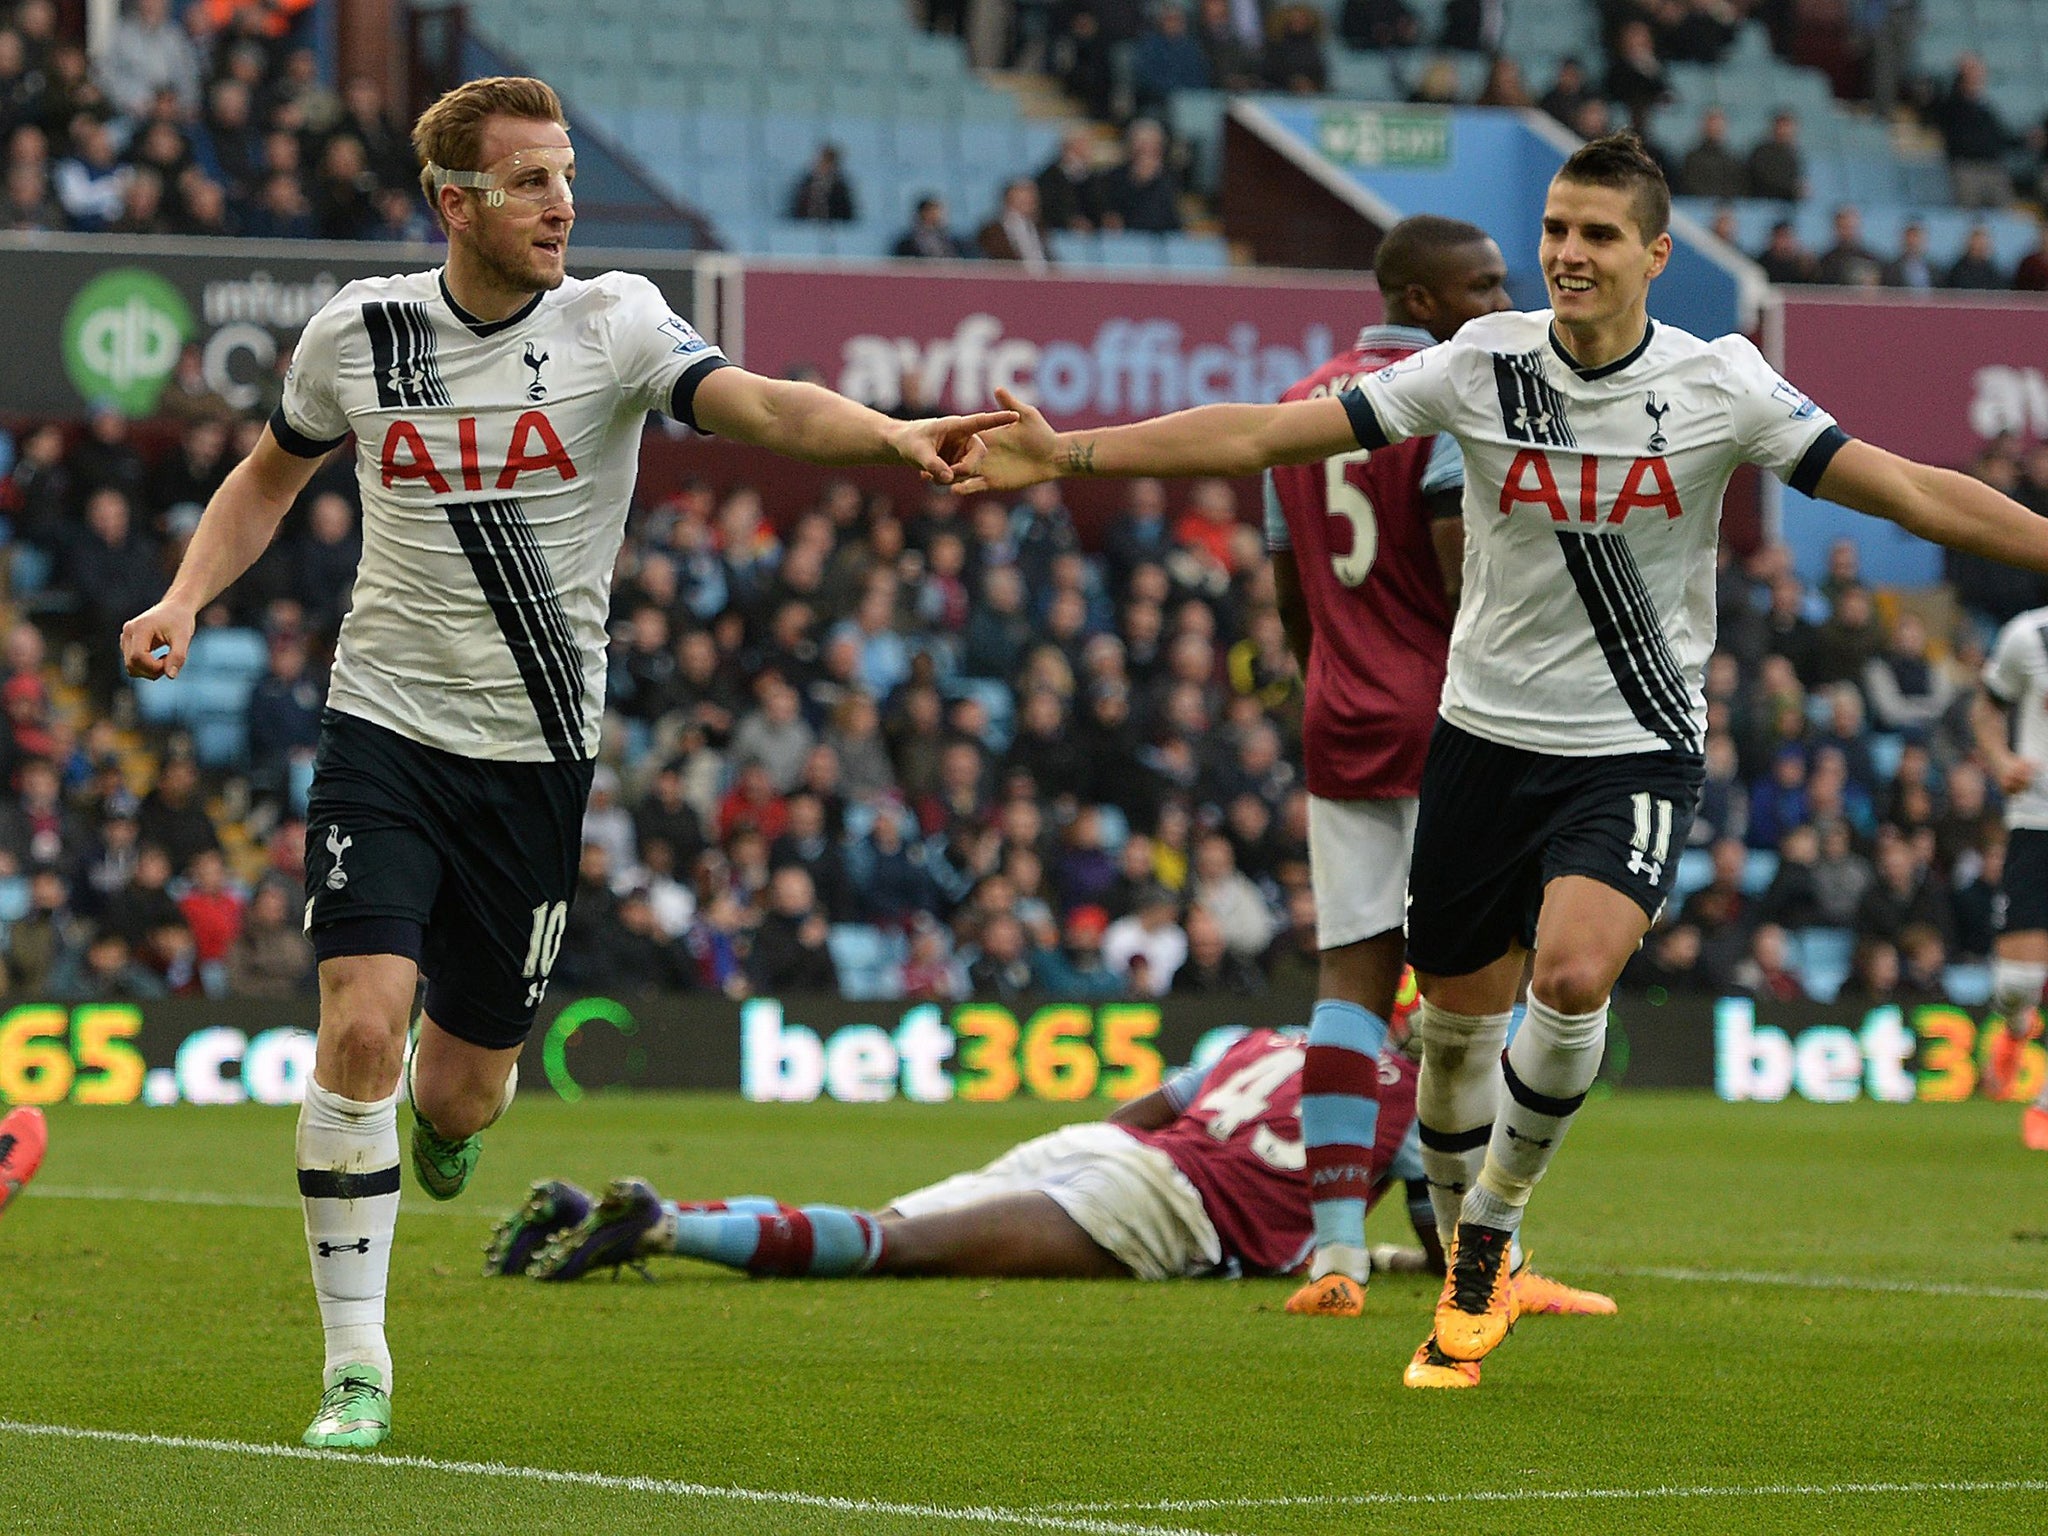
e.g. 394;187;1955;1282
406;1053;516;1201
303;1363;391;1450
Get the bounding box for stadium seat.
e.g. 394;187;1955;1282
1943;964;1992;1007
1797;927;1856;1003
1869;733;1905;787
1739;850;1778;896
185;628;268;681
1096;231;1167;268
1672;846;1714;904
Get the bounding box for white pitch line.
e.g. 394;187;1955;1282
1048;1478;2048;1516
1606;1265;2048;1303
0;1421;1231;1536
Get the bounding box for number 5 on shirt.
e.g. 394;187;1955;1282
1325;449;1378;587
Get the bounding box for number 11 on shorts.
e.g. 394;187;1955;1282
523;901;567;1008
1627;792;1673;883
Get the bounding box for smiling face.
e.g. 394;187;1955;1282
1539;177;1670;330
442;114;575;294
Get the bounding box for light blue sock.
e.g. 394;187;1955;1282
1300;998;1389;1280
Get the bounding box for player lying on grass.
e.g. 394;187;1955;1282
0;1105;46;1220
486;1028;1611;1378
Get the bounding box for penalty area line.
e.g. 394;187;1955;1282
0;1421;1234;1536
1605;1265;2048;1303
1047;1477;2048;1515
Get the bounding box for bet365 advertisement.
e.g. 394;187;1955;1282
0;991;2038;1108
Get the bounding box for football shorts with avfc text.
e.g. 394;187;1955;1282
1405;719;1705;978
303;709;594;1050
1995;828;2048;935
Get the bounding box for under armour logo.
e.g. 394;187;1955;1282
1645;392;1671;453
523;341;550;401
317;1237;372;1257
385;363;427;395
1503;1124;1555;1148
325;825;353;891
1514;405;1553;439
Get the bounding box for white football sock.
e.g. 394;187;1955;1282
1992;959;2047;1020
298;1078;401;1384
1415;1000;1510;1242
1468;992;1606;1234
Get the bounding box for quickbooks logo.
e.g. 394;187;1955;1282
62;268;194;414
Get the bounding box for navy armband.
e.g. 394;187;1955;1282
1788;424;1850;497
268;406;347;459
1336;385;1390;450
668;355;736;432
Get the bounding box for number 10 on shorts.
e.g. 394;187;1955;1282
1627;792;1674;884
523;901;567;1008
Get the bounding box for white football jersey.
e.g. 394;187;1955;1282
1343;310;1844;758
1982;606;2048;831
276;267;730;762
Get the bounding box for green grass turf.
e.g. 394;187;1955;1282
2;1091;2045;1535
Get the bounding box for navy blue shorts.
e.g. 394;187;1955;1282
1405;720;1704;978
304;710;593;1050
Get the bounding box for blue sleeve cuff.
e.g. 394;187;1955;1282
1160;1061;1211;1113
1262;473;1291;550
268;406;346;459
668;355;736;432
1337;385;1389;450
1788;424;1850;496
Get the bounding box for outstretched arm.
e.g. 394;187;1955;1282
121;426;322;679
1816;439;2048;572
691;367;1013;481
952;386;1363;494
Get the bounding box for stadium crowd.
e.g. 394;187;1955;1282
0;0;431;242
2;378;2045;1006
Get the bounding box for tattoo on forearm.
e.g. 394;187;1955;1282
1060;439;1098;475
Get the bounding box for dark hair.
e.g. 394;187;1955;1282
1373;213;1493;295
1554;129;1670;241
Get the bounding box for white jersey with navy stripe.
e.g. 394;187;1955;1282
1342;309;1844;758
1983;605;2048;831
276;267;729;762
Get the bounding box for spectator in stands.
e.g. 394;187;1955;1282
1133;3;1210;114
1037;129;1103;232
1172;904;1265;993
67;488;160;701
221;876;312;998
1625;920;1710;993
1676;106;1746;199
2;158;59;228
1930;54;2015;209
1262;4;1328;94
967;911;1035;999
1105;879;1188;989
977;177;1051;268
137;756;219;876
1194;0;1264;91
1473;54;1531;109
1755;823;1824;931
1604;19;1669;119
244;630;322;810
2014;225;2048;291
1099;118;1181;232
1811;820;1873;927
1538;56;1593;130
729;674;816;795
1031;904;1123;996
1569;97;1612;144
310;133;376;240
194;78;261;205
1341;0;1420;51
787;143;856;224
1746;746;1808;853
1944;224;2005;289
177;846;243;996
52;931;167;1001
98;0;201;119
1815;205;1883;287
892;193;972;259
1864;612;1956;740
1746;110;1806;203
1734;923;1807;1002
1679;836;1753;988
242;167;313;238
337;76;412;192
1810;584;1884;690
1856;830;1951;946
1882;219;1936;289
52;113;129;231
1054;4;1117;120
1408;55;1460;106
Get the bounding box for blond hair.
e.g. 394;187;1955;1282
412;75;566;216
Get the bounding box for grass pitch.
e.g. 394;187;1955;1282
2;1091;2044;1535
